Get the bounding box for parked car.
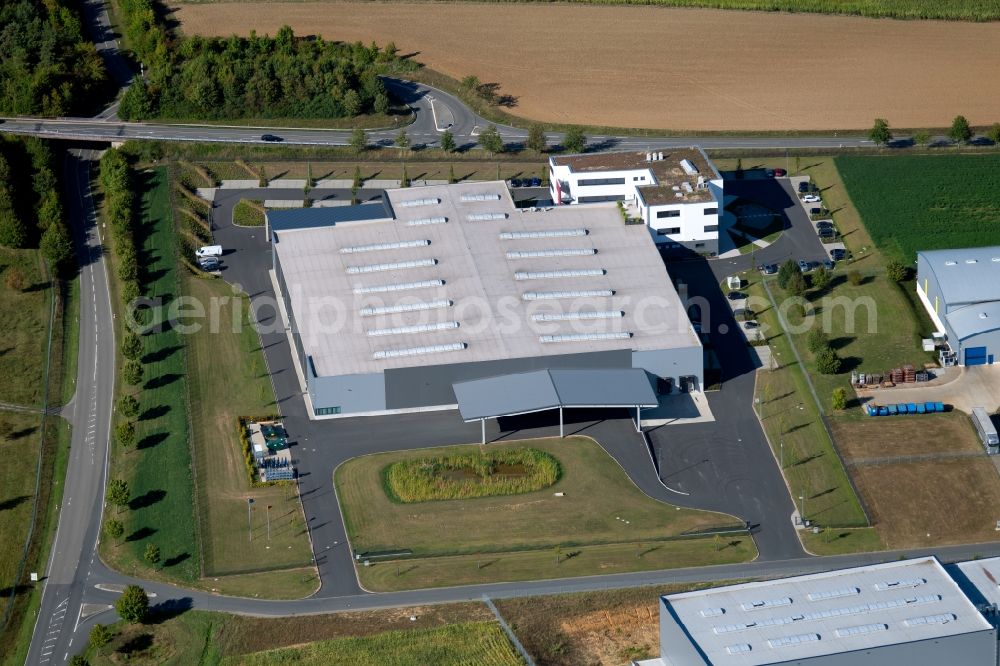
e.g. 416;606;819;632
529;177;542;187
818;228;836;239
260;134;283;142
830;248;847;261
823;260;835;270
773;168;787;177
198;257;221;271
798;259;812;273
743;320;759;330
196;245;223;258
765;169;774;177
798;181;810;193
511;178;522;187
759;263;778;275
727;291;747;301
802;194;822;203
816;220;835;229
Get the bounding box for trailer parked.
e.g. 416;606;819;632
971;407;999;455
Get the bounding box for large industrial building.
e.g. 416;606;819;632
917;246;1000;366
548;148;725;256
267;181;701;419
640;556;1000;666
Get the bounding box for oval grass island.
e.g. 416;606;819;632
334;437;756;592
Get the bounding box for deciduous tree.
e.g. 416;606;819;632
107;479;130;514
868;118;892;147
562;127;586;154
439;129;456;153
115;585;149;624
526;125;547;153
949;115;972;144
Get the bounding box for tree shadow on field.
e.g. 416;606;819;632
129;489;166;510
137;432;168;450
126;526;157;542
139;405;171;421
0;495;30;512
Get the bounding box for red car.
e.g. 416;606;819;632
772;168;787;177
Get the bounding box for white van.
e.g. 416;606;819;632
196;245;223;258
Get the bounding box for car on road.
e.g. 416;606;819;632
798;181;810;193
260;134;283;142
830;248;847;261
743;320;759;330
798;259;812;273
727;291;747;301
759;263;778;275
801;194;822;203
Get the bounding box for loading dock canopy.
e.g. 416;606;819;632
453;368;658;422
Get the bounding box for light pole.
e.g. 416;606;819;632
799;495;805;526
780;439;784;469
247;497;254;542
266;504;272;541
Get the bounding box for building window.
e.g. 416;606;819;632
704;225;719;232
315;406;342;416
578;194;626;203
633;176;646;182
578;177;626;186
704;207;718;215
657;227;681;235
656;210;681;219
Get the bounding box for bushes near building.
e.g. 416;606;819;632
384;448;562;502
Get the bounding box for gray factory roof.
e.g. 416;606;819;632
945;302;1000;341
267;201;392;232
272;181;699;377
661;556;991;666
453;368;658;421
954;556;1000;609
918;246;1000;307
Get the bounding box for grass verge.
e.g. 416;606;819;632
185;275;314;584
357;537;756;592
231;200;265;227
0;249;52;407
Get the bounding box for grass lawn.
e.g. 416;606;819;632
357;537;756;592
80;605;509;666
0;249;52;407
337;437;753;589
744;274;868;528
800;527;885;556
222;622;523;666
0;415;71;666
836;154;1000;262
101;167;199;582
832;411;983;460
184;275;314;584
199;160;547;184
853;458;1000;548
231;200;264;227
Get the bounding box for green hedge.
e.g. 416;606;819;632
384;448;562;503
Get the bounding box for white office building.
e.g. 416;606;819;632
549;148;724;256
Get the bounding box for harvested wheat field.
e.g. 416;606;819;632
174;2;1000;131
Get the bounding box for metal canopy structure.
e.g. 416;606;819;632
453;368;659;443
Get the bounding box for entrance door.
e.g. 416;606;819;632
965;346;988;366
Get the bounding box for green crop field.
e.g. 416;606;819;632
836;155;1000;262
102;168;199;582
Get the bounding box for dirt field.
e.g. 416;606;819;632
852;458;1000;548
832;411;983;460
174;2;1000;131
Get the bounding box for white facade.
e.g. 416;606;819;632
548;149;724;254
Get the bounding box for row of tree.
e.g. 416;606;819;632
117;4;412;121
351;124;587;157
0;139;74;275
0;0;108;117
869;116;1000;147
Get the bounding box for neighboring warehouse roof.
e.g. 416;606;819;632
271;181;699;377
661;556;992;666
453;368;658;421
549;148;719;205
918;246;1000;307
945;301;1000;341
954;556;1000;610
267;201;392;232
